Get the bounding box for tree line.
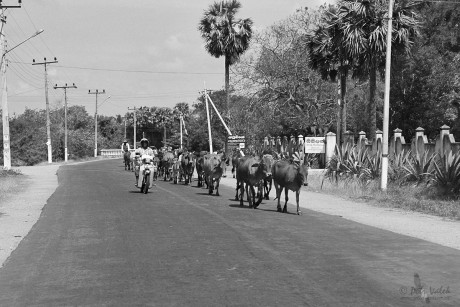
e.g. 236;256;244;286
200;0;460;145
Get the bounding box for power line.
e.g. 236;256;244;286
9;85;44;96
7;60;222;75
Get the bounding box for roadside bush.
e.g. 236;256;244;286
432;151;460;197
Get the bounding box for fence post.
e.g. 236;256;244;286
358;131;367;149
276;136;281;153
297;134;304;161
390;128;405;156
413;127;427;155
344;130;354;148
325;132;336;163
373;130;383;154
439;124;456;156
263;136;269;150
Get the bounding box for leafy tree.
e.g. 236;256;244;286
198;0;253;113
336;0;420;138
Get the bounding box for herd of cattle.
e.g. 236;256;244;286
127;149;309;215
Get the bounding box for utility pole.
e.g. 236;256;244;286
381;0;394;190
33;56;58;164
179;113;183;149
128;107;137;149
124;115;127;140
1;1;22;170
54;83;76;162
88;89;105;157
204;86;213;153
1;8;9;170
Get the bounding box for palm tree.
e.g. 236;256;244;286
308;5;352;144
198;0;253;115
336;0;420;139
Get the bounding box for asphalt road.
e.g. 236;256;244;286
0;159;459;306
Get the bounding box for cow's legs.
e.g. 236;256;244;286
266;179;272;200
274;182;282;212
283;188;289;213
296;190;302;215
215;179;220;196
208;177;213;195
235;179;240;201
239;181;245;206
246;184;250;202
254;182;263;208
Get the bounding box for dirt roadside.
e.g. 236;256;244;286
0;165;60;267
218;173;460;251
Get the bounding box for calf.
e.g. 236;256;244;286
203;153;225;196
261;154;275;200
162;151;175;181
171;158;181;184
236;155;269;208
272;160;309;215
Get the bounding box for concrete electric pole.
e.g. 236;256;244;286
32;57;58;164
54;83;77;162
128;107;137;149
1;1;22;170
381;0;394;190
88;89;105;157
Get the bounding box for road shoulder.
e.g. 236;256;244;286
0;165;60;267
219;174;460;251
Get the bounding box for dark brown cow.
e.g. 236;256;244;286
272;160;308;215
180;152;195;185
203;153;225;196
195;151;207;187
235;155;269;208
231;149;244;178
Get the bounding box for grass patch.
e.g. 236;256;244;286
0;169;23;204
308;171;460;220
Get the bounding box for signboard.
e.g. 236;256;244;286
227;135;246;152
304;137;325;153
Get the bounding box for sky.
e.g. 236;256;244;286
4;0;329;117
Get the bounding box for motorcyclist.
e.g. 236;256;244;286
135;138;155;188
121;140;130;152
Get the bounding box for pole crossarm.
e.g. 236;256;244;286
0;0;22;8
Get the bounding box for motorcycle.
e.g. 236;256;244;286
139;154;154;194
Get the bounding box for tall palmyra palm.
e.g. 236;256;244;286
337;0;420;139
308;5;352;144
199;0;253;114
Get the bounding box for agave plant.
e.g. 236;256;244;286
432;151;460;196
403;150;436;184
389;150;411;182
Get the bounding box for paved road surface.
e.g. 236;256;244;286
0;159;458;306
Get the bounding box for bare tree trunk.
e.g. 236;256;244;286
336;74;342;146
369;59;377;141
340;72;347;140
225;54;230;154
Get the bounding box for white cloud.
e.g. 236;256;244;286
165;35;183;51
